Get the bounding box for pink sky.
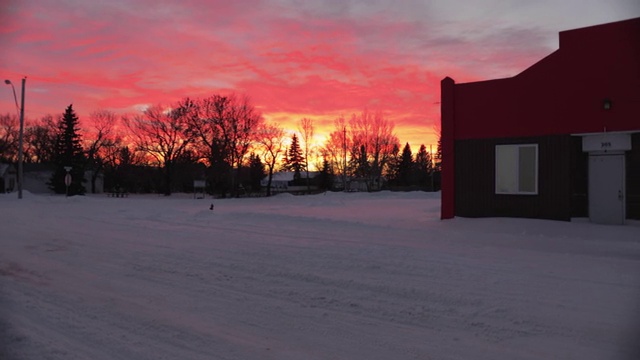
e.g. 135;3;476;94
1;0;639;150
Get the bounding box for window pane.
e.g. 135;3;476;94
518;146;537;193
496;145;518;193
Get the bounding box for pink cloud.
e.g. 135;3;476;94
2;0;635;150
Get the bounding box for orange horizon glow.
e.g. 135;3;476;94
2;1;638;158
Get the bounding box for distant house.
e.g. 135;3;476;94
23;163;55;194
261;171;320;193
332;175;386;192
84;169;105;194
0;163;17;193
350;176;387;192
23;163;104;194
440;18;640;224
261;171;293;192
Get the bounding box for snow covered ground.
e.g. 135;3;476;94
1;191;639;360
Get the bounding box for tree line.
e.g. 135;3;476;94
0;94;441;196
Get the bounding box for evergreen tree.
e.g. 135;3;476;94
283;133;305;182
385;143;401;185
248;153;266;193
397;142;414;186
49;104;86;195
414;144;433;188
434;137;442;172
318;157;334;191
353;144;369;179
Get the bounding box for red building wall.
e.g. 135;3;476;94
441;18;640;219
452;17;639;140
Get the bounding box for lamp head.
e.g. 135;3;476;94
4;80;11;85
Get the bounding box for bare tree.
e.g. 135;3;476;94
100;136;124;171
0;113;18;162
102;142;146;193
181;97;217;165
184;94;262;196
257;123;286;196
348;110;398;191
298;117;315;191
84;110;117;193
322;116;350;190
124;104;193;195
24;115;58;163
224;95;263;196
180;96;228;194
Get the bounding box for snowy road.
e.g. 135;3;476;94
1;192;639;359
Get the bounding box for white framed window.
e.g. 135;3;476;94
495;144;538;195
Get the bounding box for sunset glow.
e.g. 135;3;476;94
1;0;638;151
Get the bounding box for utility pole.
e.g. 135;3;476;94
4;77;26;199
342;126;347;191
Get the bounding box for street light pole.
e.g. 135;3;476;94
18;77;25;199
4;77;26;199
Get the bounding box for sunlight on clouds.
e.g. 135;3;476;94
262;110;439;155
1;0;638;149
133;103;151;113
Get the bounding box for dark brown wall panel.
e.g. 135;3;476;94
455;135;573;221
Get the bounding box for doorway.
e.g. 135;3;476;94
588;154;625;224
